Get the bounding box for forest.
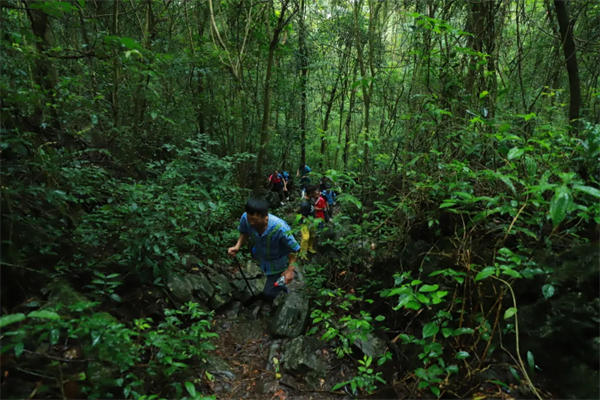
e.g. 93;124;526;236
0;0;599;399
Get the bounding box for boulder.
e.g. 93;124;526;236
283;336;326;376
269;290;309;338
353;332;388;358
209;273;235;309
165;271;194;303
200;355;235;380
188;274;214;302
232;261;266;300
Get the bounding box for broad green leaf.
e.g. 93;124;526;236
185;382;196;397
453;328;474;335
475;267;495;281
479;91;489;99
446;365;459;374
27;310;60;320
431;386;441;397
415;368;429;380
455;351;470;359
422;322;439;338
504;307;517;319
541;284;555;299
507;147;525;160
550;186;572;226
501;268;522;279
419;284;439;293
0;313;26;328
573;185;600;198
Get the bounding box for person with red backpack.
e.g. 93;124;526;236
267;170;286;205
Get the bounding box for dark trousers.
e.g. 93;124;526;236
263;273;287;302
271;182;284;201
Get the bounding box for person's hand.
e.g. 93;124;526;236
228;246;239;257
282;268;294;284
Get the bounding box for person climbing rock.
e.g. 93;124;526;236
299;185;319;257
296;163;312;190
282;170;291;200
228;198;299;301
267;170;286;205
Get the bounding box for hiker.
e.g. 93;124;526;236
267;170;286;205
228;198;300;301
296;163;312;189
282;171;291;200
321;185;336;219
314;190;328;226
299;185;320;257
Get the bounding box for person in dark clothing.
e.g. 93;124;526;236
228;198;300;301
267;170;286;205
297;163;312;189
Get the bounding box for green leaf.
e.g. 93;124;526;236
422;322;439;338
479;91;489;99
455;351;470;360
550;186;572;226
504;307;517;319
0;313;26;328
527;351;535;373
14;342;24;358
453;328;474;335
501;268;522;279
27;310;61;320
509;366;521;382
439;202;457;209
331;381;350;391
446;365;459;374
375;315;385;322
573;185;600;198
431;386;441;397
541;284;555;299
109;293;122;302
120;37;142;50
475;267;496;281
507;147;525;160
185;382;196;398
419;284;439;293
415;368;429;381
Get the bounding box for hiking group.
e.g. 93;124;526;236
228;163;336;301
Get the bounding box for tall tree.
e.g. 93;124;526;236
553;0;581;134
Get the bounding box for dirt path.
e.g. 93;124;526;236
204;302;342;400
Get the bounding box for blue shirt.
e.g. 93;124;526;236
299;166;311;176
238;213;300;275
322;190;336;205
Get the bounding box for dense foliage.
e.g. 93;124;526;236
1;0;598;399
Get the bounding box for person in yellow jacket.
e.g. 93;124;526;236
298;185;320;257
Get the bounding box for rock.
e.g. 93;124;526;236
232;261;267;301
188;274;214;302
165;271;194;303
200;355;235;380
267;339;284;371
354;332;388;358
269;290;310;338
41;278;88;314
209;273;235;309
283;336;326;376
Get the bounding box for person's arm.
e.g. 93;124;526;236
228;233;248;256
296;169;300;177
282;252;298;284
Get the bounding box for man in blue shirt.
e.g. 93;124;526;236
296;163;312;189
228;198;300;301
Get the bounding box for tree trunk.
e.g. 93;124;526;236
255;1;291;188
299;0;308;167
24;0;60;132
554;0;581;134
